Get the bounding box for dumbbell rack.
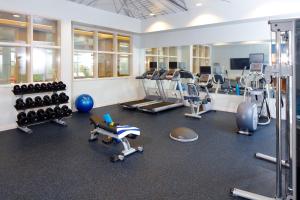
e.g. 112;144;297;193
13;87;69;134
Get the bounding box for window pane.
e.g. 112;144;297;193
0;46;27;84
98;32;113;52
117;35;130;53
73;52;94;78
74;29;94;50
145;48;157;55
117;54;130;76
0;11;27;43
98;53;113;77
33;48;59;82
33;17;58;45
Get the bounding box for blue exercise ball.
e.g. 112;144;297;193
75;94;94;113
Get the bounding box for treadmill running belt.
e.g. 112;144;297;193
121;99;153;106
139;102;175;110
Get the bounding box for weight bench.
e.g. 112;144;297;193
89;115;143;162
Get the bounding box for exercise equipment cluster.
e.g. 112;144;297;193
12;81;71;133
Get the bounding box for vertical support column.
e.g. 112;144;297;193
275;30;283;199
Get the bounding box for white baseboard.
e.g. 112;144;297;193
0;123;17;132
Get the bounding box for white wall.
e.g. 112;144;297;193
142;0;300;32
211;43;270;79
141;19;270;48
0;0;144;131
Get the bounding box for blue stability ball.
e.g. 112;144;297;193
75;94;94;113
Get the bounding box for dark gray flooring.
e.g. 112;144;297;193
0;105;278;200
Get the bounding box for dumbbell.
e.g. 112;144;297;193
17;112;28;126
46;83;53;91
34;96;44;107
51;93;60;104
15;98;26;110
25;97;35;108
54;106;64;118
27;111;39;123
27;84;35;93
61;105;72;117
43;95;52;106
52;82;59;90
41;83;48;92
21;84;28;93
58;81;66;90
46;108;56;119
37;109;47;121
13;85;21;95
59;92;69;103
34;84;41;92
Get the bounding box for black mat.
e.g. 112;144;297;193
0;105;278;200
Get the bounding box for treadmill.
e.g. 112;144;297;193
138;62;185;113
120;62;163;109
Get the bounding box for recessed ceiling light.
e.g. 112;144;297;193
196;3;203;7
149;13;155;16
13;14;20;18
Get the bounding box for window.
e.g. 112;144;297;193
0;46;28;84
73;25;132;79
74;29;94;51
98;53;113;77
0;11;60;85
33;17;58;46
0;11;28;43
33;48;59;82
73;52;94;78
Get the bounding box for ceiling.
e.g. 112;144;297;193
68;0;231;19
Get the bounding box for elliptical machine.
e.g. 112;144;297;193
236;63;271;135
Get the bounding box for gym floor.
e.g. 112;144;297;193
0;105;277;200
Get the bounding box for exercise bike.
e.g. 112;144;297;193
184;73;213;119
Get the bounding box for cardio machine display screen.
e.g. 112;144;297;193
199;66;211;74
169;62;178;69
230;58;250;70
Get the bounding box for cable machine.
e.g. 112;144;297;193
231;19;297;200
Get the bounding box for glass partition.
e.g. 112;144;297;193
98;32;113;52
74;29;94;50
73;52;94;78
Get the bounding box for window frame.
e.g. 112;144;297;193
72;24;133;80
0;10;61;86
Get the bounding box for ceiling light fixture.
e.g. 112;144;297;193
196;3;203;7
13;14;20;18
149;13;155;16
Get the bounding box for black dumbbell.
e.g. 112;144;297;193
52;82;59;90
21;84;28;93
27;111;38;123
59;92;69;103
43;95;52;106
61;105;72;117
13;85;21;95
51;93;60;104
17;112;28;126
41;83;47;92
15;98;26;110
34;96;43;107
46;108;56;119
58;81;66;90
54;106;63;118
34;84;41;92
25;97;35;108
37;109;47;121
46;83;53;91
27;84;35;93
